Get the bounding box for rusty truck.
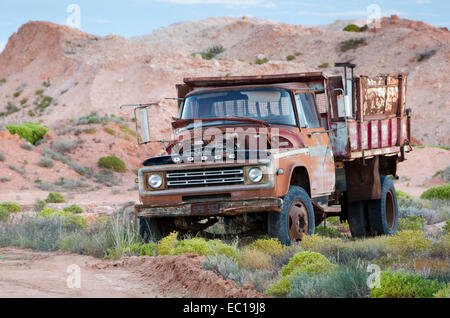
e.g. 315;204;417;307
127;63;412;245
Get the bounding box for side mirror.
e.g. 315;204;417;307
138;107;151;144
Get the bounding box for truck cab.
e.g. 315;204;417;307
132;67;411;245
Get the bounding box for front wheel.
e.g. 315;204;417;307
367;176;399;236
268;186;315;245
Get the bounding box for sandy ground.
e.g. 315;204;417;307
0;247;262;298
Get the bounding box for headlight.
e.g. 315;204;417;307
148;173;163;189
248;167;263;183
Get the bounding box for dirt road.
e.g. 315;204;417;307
0;247;262;298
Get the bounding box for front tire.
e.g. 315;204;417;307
268;186;315;245
367;176;399;236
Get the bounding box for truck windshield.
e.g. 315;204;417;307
181;88;297;126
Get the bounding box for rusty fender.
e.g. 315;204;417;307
135;198;283;218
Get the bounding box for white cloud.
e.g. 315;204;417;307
158;0;276;8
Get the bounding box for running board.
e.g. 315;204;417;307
312;202;341;215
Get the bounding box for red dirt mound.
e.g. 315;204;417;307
100;254;264;298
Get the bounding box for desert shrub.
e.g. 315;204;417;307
45;192;66;203
343;24;361;32
430;234;450;259
63;204;83;214
0;215;67;251
0;177;10;183
20;142;35;150
104;127;115;135
444;220;450;235
288;262;370;298
209;240;239;259
397;189;413;199
265;251;336;296
37;96;53;112
42;147;91;176
98;155;126;173
52;137;78;153
249;238;284;256
200;45;225;60
339;38;367;52
0;78;6;84
38;157;55;168
420;184;450;200
314;225;344;238
255;57;269;65
5;122;48;144
202;254;276;292
240;249;272;271
173;237;212;256
82;127;97;134
318;62;329;68
93;169;122;186
37;207;87;229
434;284;450;298
0;151;5;161
0;207;10;222
417;49;437;62
386;230;432;257
286;55;295;61
0;201;22;213
399;206;441;225
72;112;111;125
300;234;344;257
53;176;89;190
34;199;47;212
398;215;426;231
371;271;446;298
156;231;179;255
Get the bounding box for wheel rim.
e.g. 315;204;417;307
385;190;396;230
287;200;309;242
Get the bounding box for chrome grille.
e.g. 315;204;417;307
166;167;244;189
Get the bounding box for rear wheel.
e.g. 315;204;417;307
347;201;370;238
367;176;398;235
139;217;175;242
268;186;315;245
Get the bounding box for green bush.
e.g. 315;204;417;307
63;204;83;214
173;238;212;256
255;57;269;65
398;215;426;231
45;192;66;203
37;207;87;229
38;157;55;168
0;207;10;222
434;284;450;298
5;122;48;144
286;55;295;61
420;184;450;200
444;220;450;235
265;251;336;296
98;155;126;173
249;238;284;256
339;38;367;52
104;127;116;135
288;262;370;298
371;271;446;298
314;225;344;238
0;202;22;213
386;230;432;257
156;231;178;255
343;24;361;32
318;62;329;68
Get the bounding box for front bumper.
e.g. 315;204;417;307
135;197;283;218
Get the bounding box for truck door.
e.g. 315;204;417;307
294;92;335;196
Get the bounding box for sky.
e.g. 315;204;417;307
0;0;448;52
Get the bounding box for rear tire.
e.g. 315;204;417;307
347;201;370;238
139;217;175;242
268;186;315;245
367;176;399;236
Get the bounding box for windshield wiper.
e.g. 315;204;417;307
172;117;270;129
